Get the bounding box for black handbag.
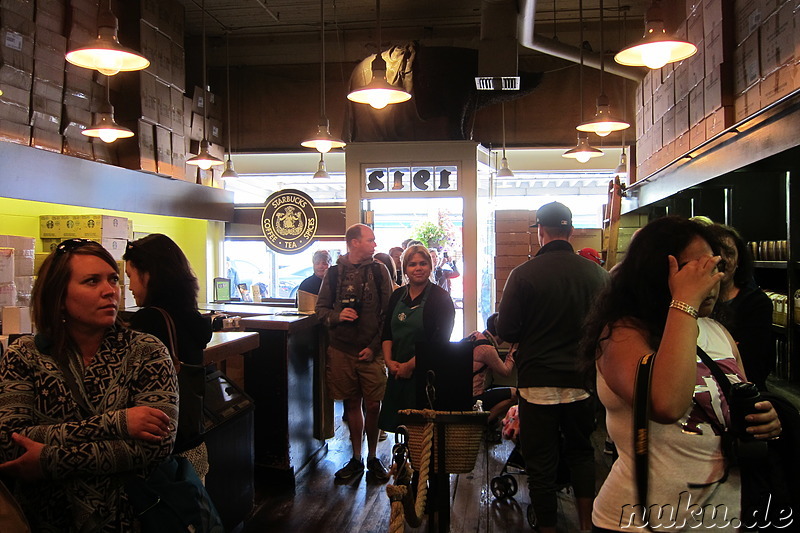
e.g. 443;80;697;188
124;456;223;533
152;308;207;450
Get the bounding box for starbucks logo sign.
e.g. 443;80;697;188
261;189;318;254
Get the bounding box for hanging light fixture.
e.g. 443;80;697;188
66;0;149;76
497;102;514;178
313;153;331;179
302;0;345;153
615;150;628;177
82;77;133;143
577;0;629;137
614;0;697;70
615;2;629;181
187;0;224;171
221;33;238;180
346;0;411;109
564;0;603;163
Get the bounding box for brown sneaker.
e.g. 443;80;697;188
366;457;389;481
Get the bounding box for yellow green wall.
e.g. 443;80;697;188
0;197;223;304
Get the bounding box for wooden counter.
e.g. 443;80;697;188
204;331;260;365
237;311;326;488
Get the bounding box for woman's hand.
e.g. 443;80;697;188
387;360;401;376
745;401;782;440
0;433;45;482
396;361;414;379
126;406;171;442
667;254;724;309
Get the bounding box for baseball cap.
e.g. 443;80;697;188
578;247;604;266
532;201;572;227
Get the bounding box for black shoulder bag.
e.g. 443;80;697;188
151;307;207;451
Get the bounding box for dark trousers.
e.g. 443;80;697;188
519;396;596;527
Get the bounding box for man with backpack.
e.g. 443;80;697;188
316;224;394;482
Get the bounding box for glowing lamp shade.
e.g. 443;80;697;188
82;99;133;143
66;6;149;76
615;152;628;177
301;123;346;153
577;95;630;137
187;140;224;170
221;158;238;179
347;56;411;109
496;157;514;178
313;154;331;179
562;134;604;163
615;2;697;69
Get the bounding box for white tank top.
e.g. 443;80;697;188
593;318;744;531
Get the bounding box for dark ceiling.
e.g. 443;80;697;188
173;0;655;68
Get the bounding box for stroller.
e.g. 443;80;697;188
490;405;572;530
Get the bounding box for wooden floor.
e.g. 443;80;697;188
242;406;613;533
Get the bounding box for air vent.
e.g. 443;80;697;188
475;0;520;91
475;76;520;91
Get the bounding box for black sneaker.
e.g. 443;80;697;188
366;457;389;481
334;458;364;480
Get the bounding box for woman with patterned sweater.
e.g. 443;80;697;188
0;239;177;532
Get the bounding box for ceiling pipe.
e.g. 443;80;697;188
517;0;644;82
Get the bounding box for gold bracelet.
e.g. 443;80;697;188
669;299;699;319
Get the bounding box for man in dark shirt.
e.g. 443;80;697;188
497;202;609;533
297;249;332;297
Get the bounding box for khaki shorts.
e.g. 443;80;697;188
326;345;387;402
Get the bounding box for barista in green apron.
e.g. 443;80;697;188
378;284;430;431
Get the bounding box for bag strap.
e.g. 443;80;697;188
151;307;181;373
696;346;731;397
633;352;656;531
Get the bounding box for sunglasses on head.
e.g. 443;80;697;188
55;238;95;255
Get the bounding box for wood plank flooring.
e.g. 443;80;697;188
243;405;613;533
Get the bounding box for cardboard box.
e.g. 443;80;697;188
117;120;156;173
155;78;171;129
79;215;129;240
154;124;171;175
705;105;733;137
171;132;185;179
0;247;14;283
734;0;761;44
0;62;31;91
31;94;62;132
761;63;798;106
101;238;126;260
39;215;61;238
734;83;760;121
114;70;159;125
0;282;17;306
704;63;734;112
733;32;762;94
495;255;529;269
689;84;705;126
40;238;60;253
1;306;31;334
155;29;171;84
0;235;35;277
34;252;48;274
496;232;531;246
690;118;707;148
189;112;204;141
59;214;80;237
170;40;184;91
61;104;91;138
62;135;94;160
760;2;794;76
30;126;62;152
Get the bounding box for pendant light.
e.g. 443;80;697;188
577;0;629;137
614;3;629;181
614;0;697;70
66;0;149;76
313;153;331;179
82;77;134;143
302;0;345;153
187;0;224;171
496;102;514;178
346;0;411;109
221;33;238;180
563;0;603;163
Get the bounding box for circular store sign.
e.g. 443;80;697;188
261;189;318;254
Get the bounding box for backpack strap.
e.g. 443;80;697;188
327;264;339;304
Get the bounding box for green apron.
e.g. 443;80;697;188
378;283;430;431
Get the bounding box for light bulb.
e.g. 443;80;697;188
315;140;332;153
369;92;391;109
98;129;121;143
576;152;592;164
95;52;123;76
642;46;671;70
596;127;612;137
198;160;213;171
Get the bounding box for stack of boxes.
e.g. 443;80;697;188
0;0;222;189
0;235;36;337
635;0;800;180
115;0;200;183
493;209;604;305
37;214;134;305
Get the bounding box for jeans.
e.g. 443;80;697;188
519;396;596;527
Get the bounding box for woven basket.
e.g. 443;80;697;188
397;409;489;474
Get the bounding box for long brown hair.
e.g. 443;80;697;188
31;240;122;360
